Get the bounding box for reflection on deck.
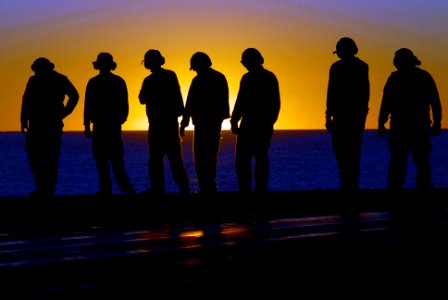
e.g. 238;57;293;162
0;189;447;296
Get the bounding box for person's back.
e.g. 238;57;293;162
235;68;280;130
84;52;135;197
140;68;184;127
21;57;79;198
325;37;370;191
22;68;78;132
378;48;442;189
326;37;369;135
231;48;280;193
184;68;229;125
181;51;230;193
327;56;369;131
85;72;128;126
381;67;440;135
139;49;189;195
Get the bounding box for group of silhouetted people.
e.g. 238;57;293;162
20;48;280;199
326;37;442;191
20;39;442;199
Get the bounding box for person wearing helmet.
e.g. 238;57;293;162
21;57;79;199
230;48;281;193
378;48;442;189
326;37;370;190
139;49;190;195
84;52;136;198
180;52;230;193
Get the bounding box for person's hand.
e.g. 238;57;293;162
431;121;442;136
179;125;186;137
378;124;387;137
21;123;28;134
84;125;92;139
325;118;334;133
231;122;239;135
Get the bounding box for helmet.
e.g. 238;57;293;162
393;48;421;70
190;52;212;71
93;52;117;70
241;48;264;66
143;49;165;67
333;37;358;56
31;57;55;73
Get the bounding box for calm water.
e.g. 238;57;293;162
1;130;447;196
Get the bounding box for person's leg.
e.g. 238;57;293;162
111;156;135;194
387;137;409;190
254;131;272;192
148;130;166;193
235;134;253;192
194;125;221;193
412;137;433;189
166;135;190;193
95;157;112;194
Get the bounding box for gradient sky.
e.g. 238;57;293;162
1;0;447;131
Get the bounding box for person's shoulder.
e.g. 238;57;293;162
162;68;176;75
111;72;126;82
262;68;278;80
354;57;368;67
53;71;68;79
415;67;432;76
211;68;227;79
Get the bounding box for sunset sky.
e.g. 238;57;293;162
1;0;447;131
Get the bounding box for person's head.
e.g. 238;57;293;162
92;52;117;71
393;48;421;70
190;52;212;73
143;49;165;70
333;37;358;59
31;57;55;74
241;48;264;71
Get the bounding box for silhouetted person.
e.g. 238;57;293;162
21;57;79;198
230;48;281;192
180;52;230;193
325;37;370;190
84;52;136;197
139;49;190;195
378;48;442;189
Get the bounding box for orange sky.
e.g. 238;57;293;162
1;0;447;131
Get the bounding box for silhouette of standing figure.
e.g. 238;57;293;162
180;52;230;193
326;37;370;190
230;48;281;193
21;57;79;198
139;49;190;195
84;52;136;197
378;48;442;189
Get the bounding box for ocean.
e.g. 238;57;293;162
1;130;447;197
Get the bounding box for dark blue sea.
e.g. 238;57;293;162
1;130;447;197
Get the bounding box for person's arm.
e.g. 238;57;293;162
119;77;129;124
219;73;231;121
138;77;149;105
83;80;92;138
378;76;392;137
230;78;245;134
325;66;336;133
62;77;79;119
270;73;281;125
20;79;32;133
428;73;442;136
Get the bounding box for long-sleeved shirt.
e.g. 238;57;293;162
21;70;79;130
231;67;280;130
182;68;229;127
379;67;442;134
84;72;129;126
